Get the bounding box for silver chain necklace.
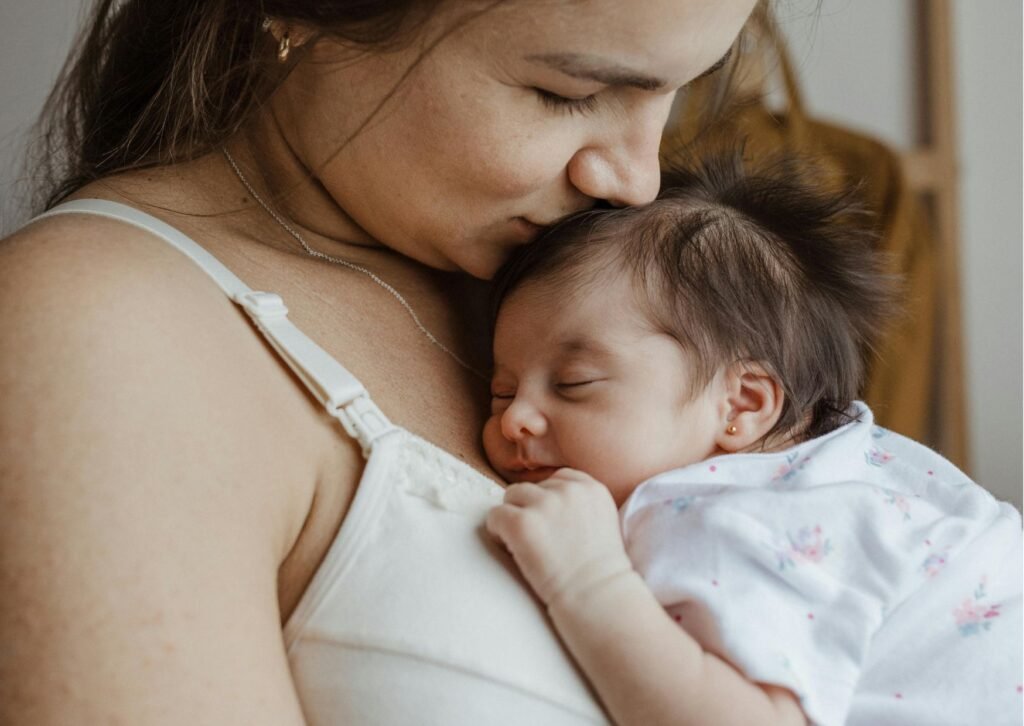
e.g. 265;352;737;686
223;147;487;381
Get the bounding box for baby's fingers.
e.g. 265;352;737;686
548;467;592;482
483;503;524;544
538;468;602;491
503;482;547;507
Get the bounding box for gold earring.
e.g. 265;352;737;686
726;424;738;435
277;33;291;63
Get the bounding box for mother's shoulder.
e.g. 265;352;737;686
0;205;330;483
0;208;250;377
2;204;332;552
0;208;321;726
3;205;219;296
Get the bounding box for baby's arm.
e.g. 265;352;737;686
486;469;806;726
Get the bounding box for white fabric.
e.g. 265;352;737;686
285;429;608;725
621;402;1023;726
34;200;610;725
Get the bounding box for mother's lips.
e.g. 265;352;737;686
511;217;546;243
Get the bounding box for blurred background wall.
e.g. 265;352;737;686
1;0;1020;509
773;0;1022;509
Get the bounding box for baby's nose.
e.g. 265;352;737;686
500;398;548;441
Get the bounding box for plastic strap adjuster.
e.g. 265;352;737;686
334;395;393;456
234;291;289;320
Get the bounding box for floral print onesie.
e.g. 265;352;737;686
621;403;1022;726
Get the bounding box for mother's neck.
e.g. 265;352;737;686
226;107;382;260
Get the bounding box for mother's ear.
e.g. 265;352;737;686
713;362;785;453
263;18;318;55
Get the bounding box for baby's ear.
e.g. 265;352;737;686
713;362;785;453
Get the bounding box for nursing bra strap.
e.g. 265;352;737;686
32;199;395;457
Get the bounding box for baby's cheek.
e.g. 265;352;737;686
578;427;656;488
481;416;513;472
562;424;631;479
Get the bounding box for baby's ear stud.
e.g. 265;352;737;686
726;424;738;435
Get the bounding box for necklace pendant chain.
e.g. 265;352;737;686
222;147;487;381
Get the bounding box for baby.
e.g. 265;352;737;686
482;152;1022;726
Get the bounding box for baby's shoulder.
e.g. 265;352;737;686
627;415;1013;539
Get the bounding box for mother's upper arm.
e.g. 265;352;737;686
0;222;310;725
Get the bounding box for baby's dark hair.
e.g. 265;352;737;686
492;149;897;443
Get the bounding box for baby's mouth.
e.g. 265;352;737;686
504;465;561;484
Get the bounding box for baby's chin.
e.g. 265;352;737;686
500;466;563;484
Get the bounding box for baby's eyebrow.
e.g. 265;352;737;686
558;337;614;359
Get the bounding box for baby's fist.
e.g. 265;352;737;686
486;468;633;607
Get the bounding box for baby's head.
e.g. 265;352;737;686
483;151;894;504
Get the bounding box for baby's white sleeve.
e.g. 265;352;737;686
849;506;1021;726
621;478;1014;726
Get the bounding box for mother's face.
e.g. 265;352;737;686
286;0;757;279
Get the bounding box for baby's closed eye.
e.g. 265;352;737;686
490;378;516;398
553;376;608;400
489;395;513;415
555;379;598;391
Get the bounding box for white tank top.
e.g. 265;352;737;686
35;201;610;726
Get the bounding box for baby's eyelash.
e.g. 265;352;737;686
533;88;599;116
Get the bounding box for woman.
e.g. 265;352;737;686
0;0;758;723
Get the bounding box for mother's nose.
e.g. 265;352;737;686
500;398;548;441
567;105;666;207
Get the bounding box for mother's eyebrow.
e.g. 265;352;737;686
525;47;734;92
526;52;667;91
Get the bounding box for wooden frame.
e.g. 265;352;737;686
902;0;969;470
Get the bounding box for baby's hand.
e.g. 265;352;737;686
486;468;634;607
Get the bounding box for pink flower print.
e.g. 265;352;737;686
883;490;912;521
952;577;1002;637
920;552;948;578
865;446;895;467
771;451;810;483
776;526;832;570
953;600;1001;636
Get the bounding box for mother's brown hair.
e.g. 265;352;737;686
30;0;770;214
30;0;452;211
